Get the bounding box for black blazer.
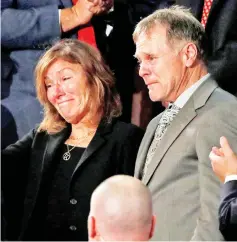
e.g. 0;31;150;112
219;180;237;241
2;119;144;240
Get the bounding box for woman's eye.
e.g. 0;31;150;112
46;83;52;88
62;77;71;81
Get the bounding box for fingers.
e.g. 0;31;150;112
209;151;226;183
209;150;221;162
220;136;234;157
86;0;104;8
211;146;224;156
209;146;225;163
86;1;105;14
87;0;112;13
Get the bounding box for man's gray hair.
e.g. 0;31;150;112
133;5;208;62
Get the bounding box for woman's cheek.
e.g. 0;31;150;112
47;90;56;105
63;82;75;92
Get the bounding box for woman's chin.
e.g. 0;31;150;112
62;115;84;125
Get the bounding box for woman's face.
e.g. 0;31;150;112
44;58;89;124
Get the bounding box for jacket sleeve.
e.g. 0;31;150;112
1;3;61;49
219;180;237;241
191;103;237;240
118;125;144;176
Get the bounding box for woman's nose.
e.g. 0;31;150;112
52;83;65;98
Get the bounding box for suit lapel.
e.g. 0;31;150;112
20;126;70;237
143;77;218;185
207;0;220;19
41;125;71;181
143;100;197;185
134;115;162;178
205;0;220;30
70;119;114;181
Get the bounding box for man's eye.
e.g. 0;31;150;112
148;55;156;61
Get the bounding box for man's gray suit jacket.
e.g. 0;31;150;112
135;77;237;240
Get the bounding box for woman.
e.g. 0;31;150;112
2;39;144;241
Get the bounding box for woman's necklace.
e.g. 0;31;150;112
63;130;96;161
63;145;76;161
69;130;96;141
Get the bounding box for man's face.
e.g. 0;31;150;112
135;25;185;103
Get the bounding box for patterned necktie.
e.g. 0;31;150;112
142;103;181;178
72;0;97;48
201;0;213;28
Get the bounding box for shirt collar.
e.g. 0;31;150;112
173;73;211;108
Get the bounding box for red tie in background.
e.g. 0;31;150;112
72;0;97;48
201;0;213;28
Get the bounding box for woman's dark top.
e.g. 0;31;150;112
27;145;86;241
2;119;144;241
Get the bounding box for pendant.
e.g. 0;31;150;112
63;151;71;161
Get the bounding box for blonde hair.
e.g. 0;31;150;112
35;39;122;134
133;5;208;62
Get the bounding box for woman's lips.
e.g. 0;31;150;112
58;99;74;105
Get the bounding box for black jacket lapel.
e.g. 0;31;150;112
20;126;71;238
70;119;114;182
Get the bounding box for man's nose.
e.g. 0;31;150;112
138;61;150;78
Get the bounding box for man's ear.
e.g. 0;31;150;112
149;215;156;239
182;43;198;67
88;215;97;240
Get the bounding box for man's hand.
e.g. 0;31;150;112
87;0;113;14
73;0;113;22
209;136;237;182
61;0;113;32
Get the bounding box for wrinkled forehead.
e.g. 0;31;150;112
134;26;170;58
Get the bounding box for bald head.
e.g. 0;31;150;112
88;175;155;241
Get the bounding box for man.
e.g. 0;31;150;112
134;6;237;240
88;175;156;241
166;0;237;96
209;136;237;241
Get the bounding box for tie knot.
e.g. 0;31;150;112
160;103;180;125
168;103;180;111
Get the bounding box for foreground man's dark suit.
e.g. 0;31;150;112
219;180;237;241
